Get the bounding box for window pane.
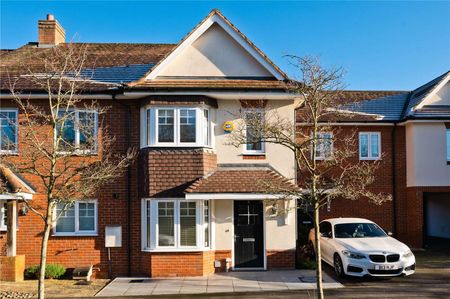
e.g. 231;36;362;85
78;202;95;231
203;109;209;146
180;202;196;246
57;111;75;149
371;134;379;158
180;109;196;143
204;201;209;247
360;134;369;158
316;133;332;158
447;130;450;161
146;201;151;248
79;112;96;150
158;109;174;143
158;202;175;246
1;201;7;228
246;111;263;151
55;203;75;233
146;109;151;145
0;111;17;151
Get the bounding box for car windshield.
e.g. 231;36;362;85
334;223;387;238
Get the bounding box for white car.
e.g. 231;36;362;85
308;218;416;277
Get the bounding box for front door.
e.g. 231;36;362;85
234;200;264;269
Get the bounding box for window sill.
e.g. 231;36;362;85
242;152;266;156
142;145;213;149
142;247;213;253
52;233;98;237
0;151;19;156
242;154;266;160
359;158;382;161
56;151;98;156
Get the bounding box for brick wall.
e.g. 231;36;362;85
267;250;296;269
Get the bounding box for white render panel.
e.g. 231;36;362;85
158;24;273;78
429;81;450;106
215;99;297;181
406;122;450;187
213;199;233;250
264;199;296;250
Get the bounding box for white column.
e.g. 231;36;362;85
6;200;17;257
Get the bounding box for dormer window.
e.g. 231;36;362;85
143;107;212;147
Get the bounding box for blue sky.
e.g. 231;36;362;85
1;1;449;90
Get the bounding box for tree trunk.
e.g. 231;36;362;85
314;202;324;299
38;216;52;299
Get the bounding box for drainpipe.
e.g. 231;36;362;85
391;123;397;235
112;92;133;277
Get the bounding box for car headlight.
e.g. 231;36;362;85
402;250;413;258
342;250;366;259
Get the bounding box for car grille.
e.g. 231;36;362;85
387;254;400;262
368;268;403;275
369;254;385;263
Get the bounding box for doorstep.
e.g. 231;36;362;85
95;270;343;297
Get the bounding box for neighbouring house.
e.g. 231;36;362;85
0;9;449;280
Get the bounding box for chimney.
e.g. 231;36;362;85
38;14;65;47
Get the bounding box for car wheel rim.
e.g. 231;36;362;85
334;256;342;276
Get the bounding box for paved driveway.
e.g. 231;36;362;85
95;270;343;297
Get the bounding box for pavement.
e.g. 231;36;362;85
95;270;343;297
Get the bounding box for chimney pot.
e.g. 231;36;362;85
47;14;54;21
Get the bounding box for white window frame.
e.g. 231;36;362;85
0;200;7;231
53;200;98;236
243;109;265;155
142;198;211;252
0;109;19;154
314;132;333;160
143;107;212;148
56;109;98;154
359;132;381;160
446;128;450;162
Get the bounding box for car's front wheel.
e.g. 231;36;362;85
334;254;346;278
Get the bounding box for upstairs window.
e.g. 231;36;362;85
0;109;18;153
144;107;211;147
359;132;381;160
57;110;98;153
315;132;333;160
244;110;265;154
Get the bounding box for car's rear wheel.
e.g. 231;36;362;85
334;254;345;278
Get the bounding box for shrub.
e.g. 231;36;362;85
24;264;66;279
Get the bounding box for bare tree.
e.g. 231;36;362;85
228;56;392;299
1;44;135;299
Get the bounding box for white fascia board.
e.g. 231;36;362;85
415;73;450;110
296;122;395;126
185;193;294;200
122;91;297;100
0;94;114;100
0;193;33;200
145;15;285;81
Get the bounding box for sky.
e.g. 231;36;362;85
1;0;449;90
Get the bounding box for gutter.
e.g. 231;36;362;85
112;92;133;277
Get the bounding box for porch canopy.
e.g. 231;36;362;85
0;165;35;256
184;165;300;200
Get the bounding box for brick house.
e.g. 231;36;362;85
0;10;449;279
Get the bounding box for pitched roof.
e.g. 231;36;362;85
185;165;299;194
139;9;288;82
0;43;175;92
0;165;35;195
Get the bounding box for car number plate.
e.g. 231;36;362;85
375;264;397;270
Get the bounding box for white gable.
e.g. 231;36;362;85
145;11;286;81
427;81;450;106
157;23;273;78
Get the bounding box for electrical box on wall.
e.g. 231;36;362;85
105;225;122;247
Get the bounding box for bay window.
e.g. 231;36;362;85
0;109;18;153
359;132;381;160
54;200;98;236
143;199;211;251
143;107;212;147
